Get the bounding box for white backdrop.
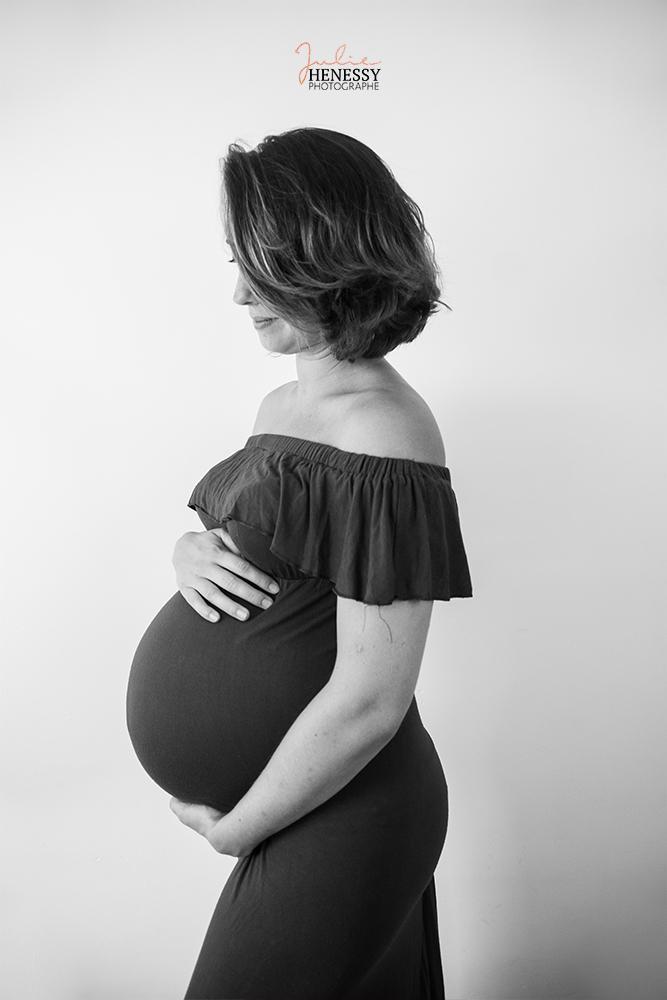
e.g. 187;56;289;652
2;2;665;998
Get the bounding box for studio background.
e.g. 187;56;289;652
2;2;665;999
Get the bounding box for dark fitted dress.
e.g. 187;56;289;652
126;432;473;1000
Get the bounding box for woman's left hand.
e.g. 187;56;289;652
169;797;253;858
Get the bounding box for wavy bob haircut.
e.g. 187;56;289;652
220;127;450;363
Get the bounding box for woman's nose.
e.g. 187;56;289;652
233;271;257;306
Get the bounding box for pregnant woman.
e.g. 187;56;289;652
126;127;473;1000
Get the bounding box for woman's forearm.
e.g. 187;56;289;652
214;680;400;856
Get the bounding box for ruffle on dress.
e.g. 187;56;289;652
187;433;473;606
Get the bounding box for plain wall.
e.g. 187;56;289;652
1;2;665;998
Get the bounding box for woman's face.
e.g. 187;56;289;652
228;246;324;357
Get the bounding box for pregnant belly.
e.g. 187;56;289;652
126;586;337;812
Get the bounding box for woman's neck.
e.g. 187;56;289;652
294;347;401;401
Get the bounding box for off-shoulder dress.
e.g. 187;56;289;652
126;432;473;1000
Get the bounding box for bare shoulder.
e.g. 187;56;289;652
250;377;446;467
251;381;297;432
336;386;447;467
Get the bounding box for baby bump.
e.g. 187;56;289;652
126;583;337;812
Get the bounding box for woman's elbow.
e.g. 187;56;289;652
370;691;415;737
329;679;416;742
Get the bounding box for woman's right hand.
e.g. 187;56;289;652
172;528;280;622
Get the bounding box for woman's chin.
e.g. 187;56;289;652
257;326;302;355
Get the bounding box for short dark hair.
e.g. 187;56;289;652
220;127;450;363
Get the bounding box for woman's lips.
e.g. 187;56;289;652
253;317;277;328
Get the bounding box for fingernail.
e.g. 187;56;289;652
269;582;280;593
236;608;249;620
208;612;219;621
261;598;272;609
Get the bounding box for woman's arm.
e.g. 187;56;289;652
209;595;434;857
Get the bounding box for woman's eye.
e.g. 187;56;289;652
227;256;236;264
